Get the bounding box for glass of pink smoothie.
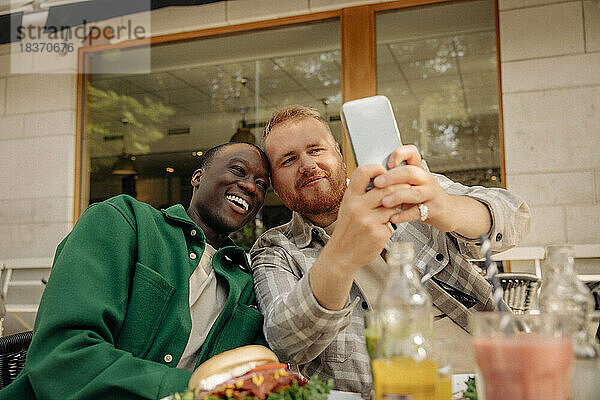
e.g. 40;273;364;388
471;312;574;400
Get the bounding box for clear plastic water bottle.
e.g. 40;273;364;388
371;241;437;400
538;245;599;400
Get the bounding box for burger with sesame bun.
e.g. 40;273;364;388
171;345;333;400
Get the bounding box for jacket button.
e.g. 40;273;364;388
189;252;197;260
362;301;369;310
190;229;197;237
164;354;173;363
435;253;444;262
495;233;503;241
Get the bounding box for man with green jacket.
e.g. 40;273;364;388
1;142;271;399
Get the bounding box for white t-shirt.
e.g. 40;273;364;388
177;244;227;370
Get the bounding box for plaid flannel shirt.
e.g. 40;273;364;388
250;174;530;397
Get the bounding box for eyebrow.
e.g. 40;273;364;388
229;157;250;166
277;151;295;163
276;143;322;164
230;157;269;179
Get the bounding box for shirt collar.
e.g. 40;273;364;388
289;211;328;249
287;179;348;248
161;203;195;225
161;204;237;248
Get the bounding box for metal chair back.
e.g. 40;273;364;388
0;330;33;389
496;273;540;314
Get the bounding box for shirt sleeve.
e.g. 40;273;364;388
433;172;531;259
250;245;357;365
25;203;192;400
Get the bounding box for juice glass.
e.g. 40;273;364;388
431;339;452;400
372;356;438;400
471;312;574;400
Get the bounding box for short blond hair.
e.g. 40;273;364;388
263;105;330;140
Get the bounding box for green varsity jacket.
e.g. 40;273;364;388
1;195;265;399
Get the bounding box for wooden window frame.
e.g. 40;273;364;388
75;0;505;222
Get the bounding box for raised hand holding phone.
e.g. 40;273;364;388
341;95;408;229
340;96;459;231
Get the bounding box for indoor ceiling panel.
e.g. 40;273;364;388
129;91;166;106
388;37;455;64
462;83;498;97
124;83;155;97
185;99;229;114
386;93;417;110
377;63;404;83
378;81;413;102
399;57;459;80
174;72;258;112
257;76;304;95
453;31;496;57
408;75;461;95
204;92;256;114
172;105;196;117
392;104;420;119
170;67;235;94
458;54;497;74
90;77;127;93
220;60;282;83
376;44;395;64
170;67;219;86
308;88;342;105
160;87;209;105
462;71;498;90
465;93;499;114
182;99;249;115
267;90;315;107
297;70;340;90
274;51;341;90
125;72;189;92
274;50;340;69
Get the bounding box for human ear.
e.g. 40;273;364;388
335;142;342;157
191;169;203;187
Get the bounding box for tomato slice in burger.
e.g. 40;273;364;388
247;362;288;374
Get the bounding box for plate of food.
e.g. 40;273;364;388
166;345;333;400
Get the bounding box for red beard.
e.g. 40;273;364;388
278;162;347;216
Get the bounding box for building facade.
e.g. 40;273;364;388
1;0;599;334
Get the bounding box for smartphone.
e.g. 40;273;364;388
341;96;405;231
341;95;404;169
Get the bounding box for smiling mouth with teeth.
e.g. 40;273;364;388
226;194;249;211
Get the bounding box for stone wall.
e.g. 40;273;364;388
499;0;600;247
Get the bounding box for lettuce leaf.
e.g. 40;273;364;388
172;375;334;400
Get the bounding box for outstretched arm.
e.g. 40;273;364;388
373;145;530;254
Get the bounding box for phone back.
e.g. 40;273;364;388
341;95;403;167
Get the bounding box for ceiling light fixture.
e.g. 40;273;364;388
229;119;256;144
112;153;137;175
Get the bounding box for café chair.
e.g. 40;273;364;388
0;330;33;389
496;273;540;314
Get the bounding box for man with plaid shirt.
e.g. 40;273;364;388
250;105;530;397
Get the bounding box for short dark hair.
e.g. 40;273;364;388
197;142;271;176
263;105;330;141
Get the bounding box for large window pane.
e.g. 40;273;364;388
84;19;341;248
376;0;502;186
